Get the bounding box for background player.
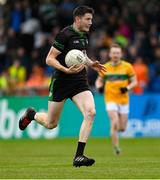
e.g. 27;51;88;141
96;44;137;155
19;6;106;167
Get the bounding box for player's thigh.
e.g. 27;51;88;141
72;90;96;117
106;103;119;121
47;100;65;123
119;104;129;128
107;110;119;124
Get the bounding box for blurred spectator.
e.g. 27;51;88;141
58;0;77;27
37;35;50;68
39;0;57;32
26;64;48;88
133;57;149;94
21;0;34;21
117;19;131;39
0;70;8;95
10;1;23;32
98;48;108;64
6;28;20;54
148;47;160;92
8;60;26;92
16;47;29;75
0;0;159;95
0;31;7;73
26;64;49;95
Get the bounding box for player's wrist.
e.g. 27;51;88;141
126;86;130;91
85;57;93;66
61;66;68;73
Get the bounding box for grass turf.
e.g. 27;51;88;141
0;138;160;179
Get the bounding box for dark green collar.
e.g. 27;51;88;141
69;25;86;37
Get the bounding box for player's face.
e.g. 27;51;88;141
79;13;93;32
109;47;122;63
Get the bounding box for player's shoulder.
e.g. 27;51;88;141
60;26;70;33
57;26;73;37
121;60;133;67
103;61;110;67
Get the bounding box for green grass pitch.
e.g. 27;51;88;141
0;138;160;179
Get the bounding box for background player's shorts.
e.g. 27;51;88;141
106;102;129;114
49;78;90;102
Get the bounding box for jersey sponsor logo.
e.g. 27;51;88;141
0;99;59;139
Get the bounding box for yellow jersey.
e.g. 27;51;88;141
100;60;135;104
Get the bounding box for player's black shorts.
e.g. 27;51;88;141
49;78;90;102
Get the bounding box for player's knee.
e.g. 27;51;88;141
119;127;125;132
111;122;118;130
85;108;96;120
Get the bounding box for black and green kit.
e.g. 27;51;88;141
49;25;90;102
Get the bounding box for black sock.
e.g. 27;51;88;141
75;142;86;157
28;111;36;121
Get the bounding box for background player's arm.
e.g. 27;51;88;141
46;47;84;74
127;75;137;90
120;64;138;93
95;76;104;93
120;75;137;93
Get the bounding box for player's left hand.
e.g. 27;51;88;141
90;61;107;74
120;87;128;94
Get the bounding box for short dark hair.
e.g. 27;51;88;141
73;6;94;19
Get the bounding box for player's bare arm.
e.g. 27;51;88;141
95;76;104;89
127;75;138;90
46;47;84;74
120;75;138;93
95;76;104;93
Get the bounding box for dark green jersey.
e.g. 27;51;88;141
52;25;89;80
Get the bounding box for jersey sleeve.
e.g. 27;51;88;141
127;63;136;77
53;31;67;52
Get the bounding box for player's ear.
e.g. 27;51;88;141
75;16;81;23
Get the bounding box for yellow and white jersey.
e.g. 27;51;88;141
100;60;135;105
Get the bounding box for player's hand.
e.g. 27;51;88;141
120;87;128;94
65;65;84;74
90;61;107;74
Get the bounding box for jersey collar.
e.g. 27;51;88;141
109;60;122;66
70;25;87;37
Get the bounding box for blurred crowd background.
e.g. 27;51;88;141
0;0;159;96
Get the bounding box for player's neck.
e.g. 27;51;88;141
72;23;82;33
110;60;121;66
